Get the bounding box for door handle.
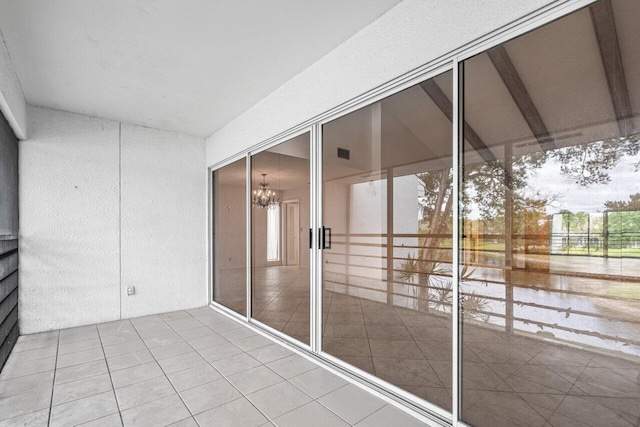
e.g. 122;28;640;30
309;228;313;249
322;226;332;250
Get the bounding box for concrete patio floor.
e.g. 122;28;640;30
0;307;425;427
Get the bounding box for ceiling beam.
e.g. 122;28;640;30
590;0;634;137
487;45;556;151
419;79;496;162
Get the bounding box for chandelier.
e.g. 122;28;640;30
252;174;280;209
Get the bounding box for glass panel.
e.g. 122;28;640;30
212;158;247;315
460;1;640;425
252;132;311;345
322;70;454;412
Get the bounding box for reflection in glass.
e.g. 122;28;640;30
212;158;247;315
460;1;640;425
252;133;311;345
322;71;454;411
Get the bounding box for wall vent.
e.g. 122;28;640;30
337;147;350;160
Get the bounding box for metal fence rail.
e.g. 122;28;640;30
324;231;640;355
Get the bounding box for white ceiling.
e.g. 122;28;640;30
0;0;402;137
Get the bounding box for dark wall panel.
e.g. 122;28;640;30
0;110;19;371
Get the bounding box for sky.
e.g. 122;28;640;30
527;152;640;214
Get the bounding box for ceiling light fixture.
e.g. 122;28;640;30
252;173;280;209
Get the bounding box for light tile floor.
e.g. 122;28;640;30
222;266;640;426
0;307;426;427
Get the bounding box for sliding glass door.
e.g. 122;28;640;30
251;132;312;346
212;158;247;315
210;1;640;424
459;1;640;425
320;70;454;413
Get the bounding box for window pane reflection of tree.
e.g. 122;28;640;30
460;1;640;425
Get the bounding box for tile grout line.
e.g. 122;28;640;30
118;122;122;321
189;309;358;426
132;312;205;426
174;312;286;425
16;310;393;427
39;328;128;420
165;311;271;425
6;309;399;427
210;302;437;426
97;324;126;427
313;384;362;427
46;331;61;427
543;360;592;423
0;338;59;424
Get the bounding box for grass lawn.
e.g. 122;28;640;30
607;285;640;299
467;242;640;258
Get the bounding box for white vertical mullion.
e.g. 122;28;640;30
310;125;318;352
246;153;252;321
315;123;324;354
452;58;462;426
208;169;213;305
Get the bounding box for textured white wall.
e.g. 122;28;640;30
206;0;556;166
19;107;206;333
19;107;120;333
120;123;206;318
0;27;27;139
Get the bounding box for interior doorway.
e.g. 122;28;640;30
283;200;300;266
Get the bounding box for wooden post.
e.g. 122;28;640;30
603;211;609;258
386;168;394;305
504;142;514;333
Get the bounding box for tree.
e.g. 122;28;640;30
605;193;640;211
412;168;454;311
463;152;546;223
549;135;639;187
400;134;639;313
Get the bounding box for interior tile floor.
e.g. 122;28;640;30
0;306;426;427
177;263;640;426
321;290;640;427
232;266;640;426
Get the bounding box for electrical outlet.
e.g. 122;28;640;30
127;286;135;296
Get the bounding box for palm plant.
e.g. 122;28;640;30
397;255;491;322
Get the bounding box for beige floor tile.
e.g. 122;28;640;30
0;357;56;380
179;378;241;415
273;401;349;427
247;381;312;419
52;373;113;406
266;354;316;379
55;359;109;385
110;362;164;389
195;397;267;427
49;391;118;427
120;394;190;427
227;365;283;394
0;371;54;398
0;388;52;421
289;367;347;399
115;376;176;410
0;408;49;427
166;363;221;392
211;353;261;376
157;351;207;374
106;349;154;372
318;384;386;424
56;347;104;369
